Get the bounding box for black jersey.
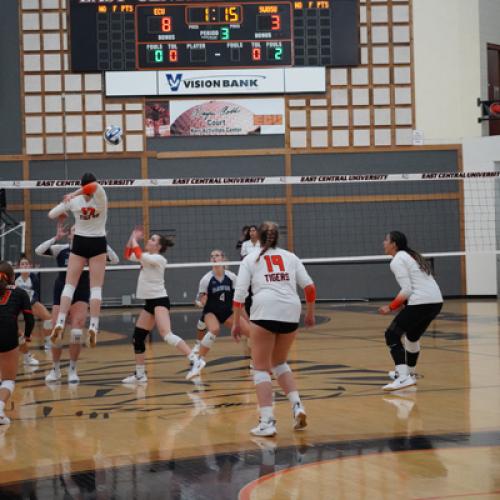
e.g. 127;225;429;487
0;286;34;351
198;271;237;315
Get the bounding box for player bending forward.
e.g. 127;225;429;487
379;231;443;391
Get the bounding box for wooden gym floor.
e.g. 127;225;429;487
0;299;499;499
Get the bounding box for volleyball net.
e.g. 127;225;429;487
0;170;498;305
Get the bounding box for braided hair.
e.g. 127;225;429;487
256;221;279;261
0;261;14;296
389;231;432;275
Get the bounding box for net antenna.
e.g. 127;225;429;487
0;189;25;262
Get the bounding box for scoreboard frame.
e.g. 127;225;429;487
68;0;360;72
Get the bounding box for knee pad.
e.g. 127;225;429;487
1;380;15;395
385;322;405;348
43;320;53;330
164;332;182;347
272;362;291;378
253;370;272;386
403;337;420;353
90;287;102;301
70;328;83;345
201;332;216;349
62;284;76;300
133;327;149;354
197;319;206;330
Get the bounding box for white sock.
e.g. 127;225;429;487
0;401;4;413
287;390;301;406
56;312;66;327
136;365;145;377
409;366;416;375
24;353;31;360
396;364;410;377
89;317;99;331
259;405;274;422
69;360;77;371
53;361;60;371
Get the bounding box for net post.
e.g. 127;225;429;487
20;221;26;254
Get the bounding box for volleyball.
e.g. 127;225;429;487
104;125;123;145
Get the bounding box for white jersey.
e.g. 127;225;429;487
49;184;108;237
240;240;261;258
129;252;168;300
234;247;313;323
15;275;35;302
390;251;443;305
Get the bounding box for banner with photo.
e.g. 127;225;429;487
145;98;285;137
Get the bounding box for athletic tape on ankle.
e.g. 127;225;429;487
253;370;272;385
43;320;53;330
0;380;15;395
201;332;216;349
164;332;182;346
272;362;291;378
90;287;102;301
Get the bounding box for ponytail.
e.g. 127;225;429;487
388;231;431;275
0;261;14;296
256;221;279;261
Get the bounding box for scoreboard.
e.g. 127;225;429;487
69;0;359;72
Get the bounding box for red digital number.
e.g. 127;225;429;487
161;16;172;32
252;47;261;61
169;49;178;62
271;14;280;30
264;255;285;272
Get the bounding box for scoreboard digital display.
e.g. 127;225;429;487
136;3;292;69
69;0;359;72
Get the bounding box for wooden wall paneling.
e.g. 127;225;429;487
22;158;31;258
366;0;375;146
141;154;150;238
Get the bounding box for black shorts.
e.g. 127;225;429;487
251;320;299;334
72;235;107;259
393;303;443;342
203;308;233;324
143;296;171;315
0;325;19;353
53;280;90;306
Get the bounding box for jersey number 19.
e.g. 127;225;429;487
264;255;285;272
